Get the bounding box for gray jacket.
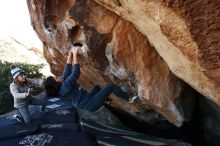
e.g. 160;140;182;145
10;78;43;108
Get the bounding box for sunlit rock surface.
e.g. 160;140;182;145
94;0;220;105
27;0;219;127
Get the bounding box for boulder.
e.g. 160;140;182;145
26;0;219;127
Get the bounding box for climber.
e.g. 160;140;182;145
44;43;138;112
10;67;47;124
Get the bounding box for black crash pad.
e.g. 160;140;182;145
80;118;167;146
80;118;139;136
97;135;167;146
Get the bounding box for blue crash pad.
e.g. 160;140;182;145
0;123;40;140
0;96;76;127
38;108;78;124
45;97;73;111
0;131;96;146
0;96;81;145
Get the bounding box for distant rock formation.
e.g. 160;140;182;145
27;0;220;127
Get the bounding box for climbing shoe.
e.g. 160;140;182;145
105;98;112;105
129;94;139;103
15;115;24;123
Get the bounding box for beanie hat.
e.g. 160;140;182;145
11;67;24;79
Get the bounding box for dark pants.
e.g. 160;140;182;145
85;84;130;112
18;96;46;124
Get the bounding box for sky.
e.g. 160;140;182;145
0;0;42;48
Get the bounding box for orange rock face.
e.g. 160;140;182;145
26;0;219;127
94;0;220;105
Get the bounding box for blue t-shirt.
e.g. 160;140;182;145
59;64;90;108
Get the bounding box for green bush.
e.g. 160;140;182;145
0;61;44;114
